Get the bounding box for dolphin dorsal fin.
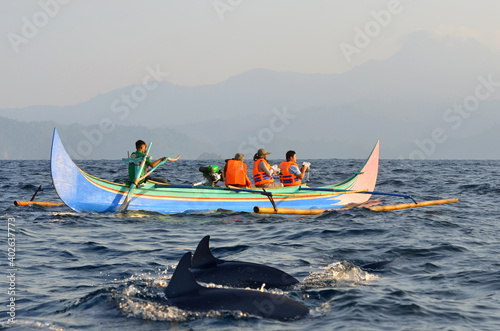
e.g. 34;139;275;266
165;252;203;299
191;235;219;268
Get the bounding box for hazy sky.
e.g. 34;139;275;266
1;0;499;108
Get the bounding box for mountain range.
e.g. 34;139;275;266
1;31;499;160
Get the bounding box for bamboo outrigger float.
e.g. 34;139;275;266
13;185;64;207
254;198;459;214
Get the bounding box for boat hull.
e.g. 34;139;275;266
50;129;379;213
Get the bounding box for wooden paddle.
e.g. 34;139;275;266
226;185;278;211
137;153;173;183
118;142;152;212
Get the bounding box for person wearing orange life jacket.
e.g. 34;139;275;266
279;150;309;187
252;148;283;188
224;153;252;188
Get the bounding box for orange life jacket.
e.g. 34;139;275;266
225;159;248;187
279;160;302;186
253;159;274;186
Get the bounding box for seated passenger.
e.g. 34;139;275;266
224;153;252;188
279;150;309;187
252;148;283;189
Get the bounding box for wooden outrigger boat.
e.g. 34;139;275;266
50;129;383;214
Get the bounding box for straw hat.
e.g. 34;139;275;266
257;148;271;158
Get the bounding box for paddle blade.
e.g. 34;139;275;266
118;183;136;212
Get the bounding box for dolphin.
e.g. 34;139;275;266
164;252;309;321
190;236;299;289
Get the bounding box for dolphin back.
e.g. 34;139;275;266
192;260;299;289
191;236;299;289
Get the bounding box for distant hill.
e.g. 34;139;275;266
0;118;217;160
1;31;499;160
2;110;499;160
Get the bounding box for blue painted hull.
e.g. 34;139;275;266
50;129;379;213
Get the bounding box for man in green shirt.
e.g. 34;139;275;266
128;140;181;183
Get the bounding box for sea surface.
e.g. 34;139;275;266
1;158;499;330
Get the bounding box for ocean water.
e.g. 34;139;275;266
1;158;499;330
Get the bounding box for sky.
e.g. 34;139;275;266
1;0;500;109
